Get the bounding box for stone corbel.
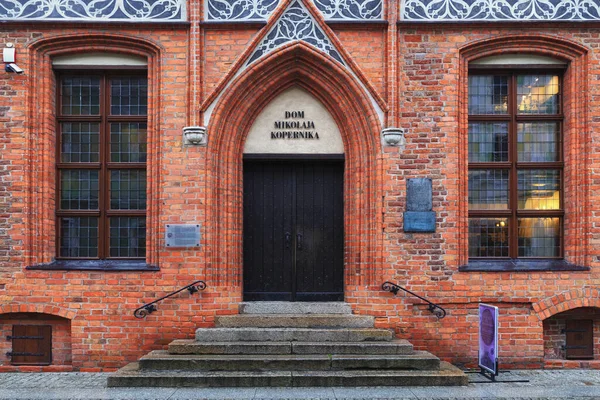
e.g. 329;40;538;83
183;126;208;146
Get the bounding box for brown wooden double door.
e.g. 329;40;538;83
243;159;344;301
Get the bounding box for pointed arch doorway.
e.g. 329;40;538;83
242;88;345;301
204;43;382;301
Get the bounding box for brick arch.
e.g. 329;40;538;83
0;303;76;320
533;288;600;320
28;32;163;58
456;35;590;266
460;34;588;62
205;41;382;289
24;33;162;266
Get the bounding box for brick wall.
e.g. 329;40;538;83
0;15;599;370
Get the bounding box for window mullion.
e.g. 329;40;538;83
509;74;519;259
99;75;109;260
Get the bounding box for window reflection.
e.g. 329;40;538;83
517;75;559;114
518;218;560;257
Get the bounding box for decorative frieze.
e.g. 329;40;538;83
206;0;383;21
207;0;278;21
0;0;186;22
402;0;600;21
315;0;383;20
247;0;345;66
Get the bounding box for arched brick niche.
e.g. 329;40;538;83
25;34;163;267
457;35;589;267
204;42;383;293
0;311;72;371
542;307;600;367
534;288;600;366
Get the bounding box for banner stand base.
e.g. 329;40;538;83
467;362;530;384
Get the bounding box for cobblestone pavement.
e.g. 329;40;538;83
0;370;599;399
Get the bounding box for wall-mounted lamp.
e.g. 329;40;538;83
3;43;23;74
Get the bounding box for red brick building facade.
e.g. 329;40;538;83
0;0;599;371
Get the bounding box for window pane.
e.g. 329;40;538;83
468;122;508;162
110;77;148;115
469;170;509;210
517;75;559;114
61;77;101;115
518;170;560;210
518;217;560;257
110;170;147;210
61;123;100;163
469;218;509;257
468;75;508;115
110;123;147;163
60;170;99;210
110;217;146;258
59;217;98;258
517;122;560;162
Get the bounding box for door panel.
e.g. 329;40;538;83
296;162;344;300
243;162;295;300
243;160;343;301
10;325;52;366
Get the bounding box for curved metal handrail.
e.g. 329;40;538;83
134;280;207;318
382;281;446;319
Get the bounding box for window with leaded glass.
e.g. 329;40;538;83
57;73;147;259
468;71;563;259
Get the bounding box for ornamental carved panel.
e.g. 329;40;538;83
0;0;186;21
247;0;345;65
402;0;600;21
206;0;383;21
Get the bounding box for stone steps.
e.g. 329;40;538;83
168;339;414;355
108;361;468;387
138;350;440;371
215;314;374;328
108;303;467;387
195;327;394;342
239;302;352;314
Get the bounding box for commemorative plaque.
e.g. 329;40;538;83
406;178;432;211
165;224;201;248
404;178;436;232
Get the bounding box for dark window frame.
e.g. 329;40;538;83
55;70;147;260
468;67;565;260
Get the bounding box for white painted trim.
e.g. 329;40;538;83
52;53;148;66
471;54;567;65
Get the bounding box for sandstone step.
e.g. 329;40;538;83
108;361;468;387
138;350;439;371
168;339;413;355
239;301;353;315
215;314;374;328
292;340;414;355
169;340;292;355
195;328;393;342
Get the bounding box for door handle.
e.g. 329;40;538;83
297;233;303;250
285;232;291;249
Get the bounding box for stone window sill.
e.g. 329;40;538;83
26;260;159;271
459;259;590;272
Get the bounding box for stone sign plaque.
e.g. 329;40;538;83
406;178;432;211
404;211;436;233
404;178;435;232
165;224;201;248
243;87;344;154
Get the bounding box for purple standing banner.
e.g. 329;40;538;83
478;303;498;375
